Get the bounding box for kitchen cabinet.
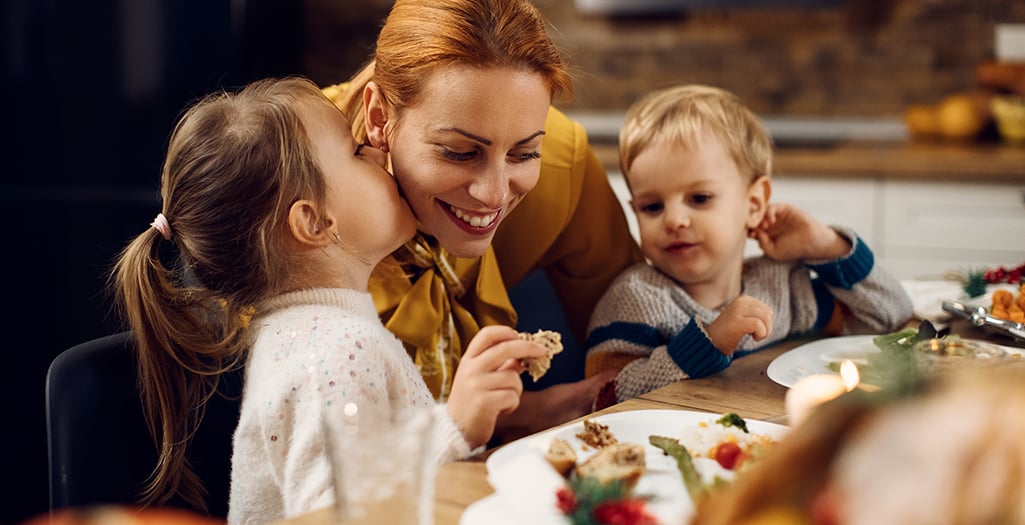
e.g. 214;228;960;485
751;175;1025;279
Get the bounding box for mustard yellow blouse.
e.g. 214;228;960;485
325;83;643;399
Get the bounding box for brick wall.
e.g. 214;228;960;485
302;0;1025;117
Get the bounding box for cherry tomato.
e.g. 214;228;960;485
714;442;743;470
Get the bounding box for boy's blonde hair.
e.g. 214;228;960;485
619;85;773;185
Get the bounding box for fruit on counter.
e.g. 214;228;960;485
990;95;1025;143
904;92;991;141
976;61;1025;95
935;93;989;140
903;104;939;138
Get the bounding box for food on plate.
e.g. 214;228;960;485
679;414;776;470
990;285;1025;323
545;437;578;477
576;419;618;448
518;329;564;381
576;442;647;491
860;325;1020;384
650;435;706;502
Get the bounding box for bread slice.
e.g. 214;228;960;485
576;442;646;492
545;437;577;477
518;329;564;382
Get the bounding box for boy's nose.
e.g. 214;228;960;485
664;205;690;230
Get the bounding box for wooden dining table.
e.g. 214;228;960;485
280;315;1021;525
280;335;807;525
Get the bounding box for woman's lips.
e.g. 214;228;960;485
440;201;501;235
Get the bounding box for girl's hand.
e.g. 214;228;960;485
446;325;547;449
704;295;773;355
750;203;849;261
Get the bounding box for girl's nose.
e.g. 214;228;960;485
358;143;389;169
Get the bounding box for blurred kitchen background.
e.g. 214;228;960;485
4;1;1024;523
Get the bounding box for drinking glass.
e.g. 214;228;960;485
323;403;436;525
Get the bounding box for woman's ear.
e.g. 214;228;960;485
363;81;391;153
746;176;772;229
288;200;333;247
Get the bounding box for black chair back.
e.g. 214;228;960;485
45;332;242;517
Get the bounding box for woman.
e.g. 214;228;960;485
324;0;642;441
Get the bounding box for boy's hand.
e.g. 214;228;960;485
704;295;773;354
750;203;850;261
446;325;547;449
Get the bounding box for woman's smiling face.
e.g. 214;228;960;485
383;65;551;258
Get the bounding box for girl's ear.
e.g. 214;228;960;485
746;176;772;229
363;81;391;153
288;200;333;247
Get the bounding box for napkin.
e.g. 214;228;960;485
900;279;964;324
486;450;567;523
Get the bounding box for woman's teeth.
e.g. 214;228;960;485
450;206;497;228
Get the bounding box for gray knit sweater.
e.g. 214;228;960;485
585;228;913;403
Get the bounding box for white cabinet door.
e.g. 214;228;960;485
881;180;1025;279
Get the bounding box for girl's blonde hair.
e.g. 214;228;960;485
112;76;334;510
335;0;574;142
619;85;773;184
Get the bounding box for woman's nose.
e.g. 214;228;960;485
467;163;511;209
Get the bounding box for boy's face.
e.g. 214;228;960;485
627;130;763;293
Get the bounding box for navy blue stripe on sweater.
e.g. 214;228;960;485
806;235;874;291
586;321;662;350
668;321;732;378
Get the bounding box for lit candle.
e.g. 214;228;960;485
785;359;860;426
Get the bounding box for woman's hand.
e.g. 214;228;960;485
491;368;619;443
446;325;547;449
750;203;849;261
704;295;773;355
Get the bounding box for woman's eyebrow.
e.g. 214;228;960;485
439;128;546;146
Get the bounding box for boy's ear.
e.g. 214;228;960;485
746;176;772;228
363;81;391;152
288;200;333;247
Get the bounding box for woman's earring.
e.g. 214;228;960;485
379;143;389;154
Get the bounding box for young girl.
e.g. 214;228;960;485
113;77;544;523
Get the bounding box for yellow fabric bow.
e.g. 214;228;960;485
370;234;517;400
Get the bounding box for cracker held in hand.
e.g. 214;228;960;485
518;329;564;382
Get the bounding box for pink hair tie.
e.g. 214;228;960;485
151;213;172;240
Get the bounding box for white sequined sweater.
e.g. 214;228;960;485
228;288;472;525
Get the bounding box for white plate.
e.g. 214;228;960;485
462;409;789;525
766;335;1025;388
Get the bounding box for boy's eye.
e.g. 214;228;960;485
637;202;664;214
441;148;477;161
689;194;713;205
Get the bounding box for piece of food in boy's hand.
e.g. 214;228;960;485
576;419;618;449
545;437;577;477
518;329;564;381
576;442;646;491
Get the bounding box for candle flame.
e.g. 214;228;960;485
840;359;860;391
